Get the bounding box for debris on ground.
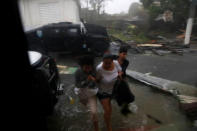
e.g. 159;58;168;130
178;95;197;104
115;125;160;131
178;95;197;121
109;34;197;56
176;34;185;39
145;72;152;76
151;49;164;56
180;102;197;121
146;114;162;124
137;44;163;47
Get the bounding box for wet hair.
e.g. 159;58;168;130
119;46;128;53
78;55;94;67
102;53;113;60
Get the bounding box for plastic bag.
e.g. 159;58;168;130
74;87;98;100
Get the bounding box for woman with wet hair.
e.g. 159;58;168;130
74;55;99;131
96;53;123;131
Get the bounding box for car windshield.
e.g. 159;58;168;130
18;0;197;131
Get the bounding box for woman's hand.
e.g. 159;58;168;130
87;75;96;81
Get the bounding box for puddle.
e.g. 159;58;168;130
57;65;78;75
122;79;191;131
47;77;192;131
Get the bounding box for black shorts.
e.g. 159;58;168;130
97;92;112;100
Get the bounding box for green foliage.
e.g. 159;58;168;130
107;24;150;44
148;5;162;20
140;0;190;26
108;28;133;42
127;25;138;34
133;32;150;43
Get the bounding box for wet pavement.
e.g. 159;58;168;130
127;50;197;87
109;42;197;87
46;53;195;131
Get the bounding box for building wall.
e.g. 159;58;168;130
18;0;81;31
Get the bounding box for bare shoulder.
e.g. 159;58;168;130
96;62;103;71
113;60;122;71
113;60;120;66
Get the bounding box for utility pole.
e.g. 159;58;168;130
86;0;89;21
184;0;196;46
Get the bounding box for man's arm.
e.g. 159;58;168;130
75;69;88;88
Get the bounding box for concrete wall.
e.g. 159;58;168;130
18;0;81;31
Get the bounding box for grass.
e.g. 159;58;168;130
107;28;150;44
108;29;133;42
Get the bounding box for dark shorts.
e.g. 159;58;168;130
97;92;112;100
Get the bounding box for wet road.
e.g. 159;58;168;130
127;52;197;87
46;54;193;131
110;43;197;87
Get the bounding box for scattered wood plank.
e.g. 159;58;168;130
163;45;183;55
179;29;186;33
137;44;163;47
171;49;183;55
176;34;185;39
150;40;157;44
135;47;144;53
151;49;164;56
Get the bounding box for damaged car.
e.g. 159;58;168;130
26;22;110;56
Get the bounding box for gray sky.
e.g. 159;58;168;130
105;0;140;14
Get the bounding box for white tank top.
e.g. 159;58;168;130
96;60;122;94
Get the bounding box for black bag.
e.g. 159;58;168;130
112;79;135;106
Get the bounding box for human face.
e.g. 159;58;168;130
103;58;113;70
119;52;127;60
82;65;93;74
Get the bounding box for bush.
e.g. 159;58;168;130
107;23;150;44
133;32;150;43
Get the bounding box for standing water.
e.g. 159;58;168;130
47;77;192;131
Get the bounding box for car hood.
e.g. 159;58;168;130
28;51;42;65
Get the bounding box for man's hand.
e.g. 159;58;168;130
118;72;123;80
